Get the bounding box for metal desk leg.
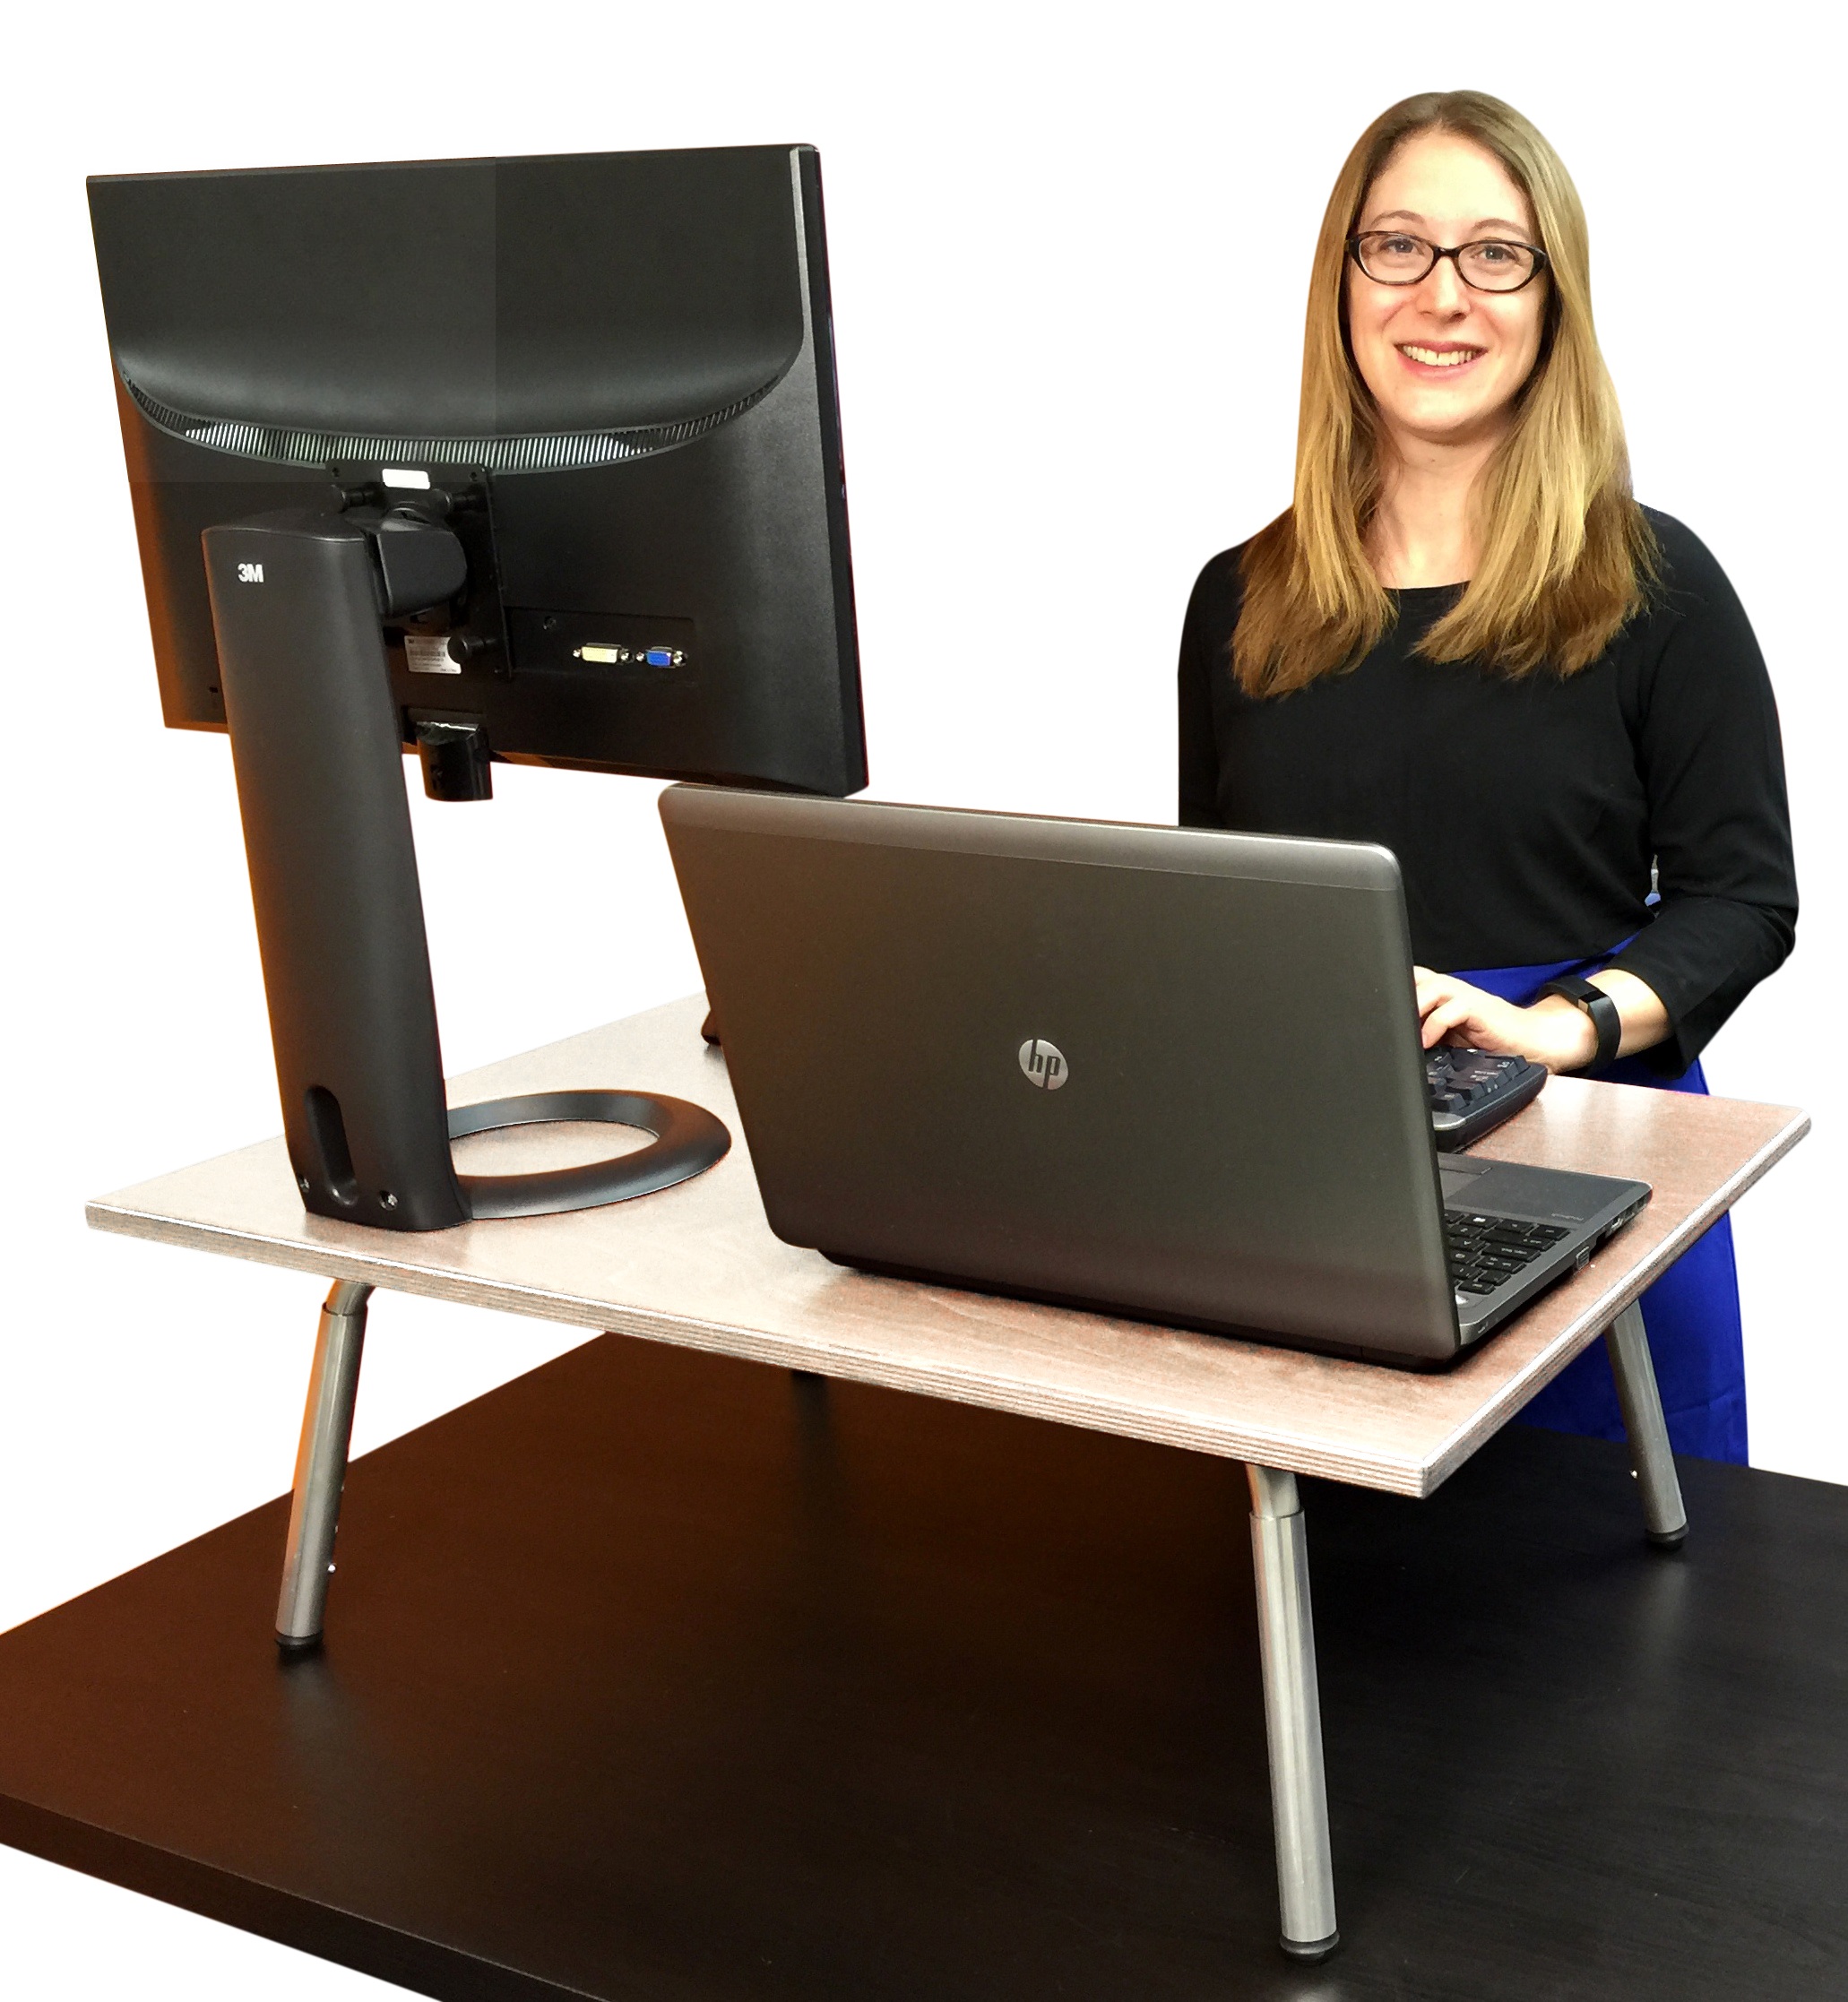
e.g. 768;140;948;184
1247;1464;1339;1962
1604;1300;1688;1549
275;1280;373;1653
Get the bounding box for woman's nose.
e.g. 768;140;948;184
1420;255;1471;315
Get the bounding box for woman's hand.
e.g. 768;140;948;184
1412;966;1673;1071
1412;967;1600;1074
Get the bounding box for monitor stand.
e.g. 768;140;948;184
201;508;729;1232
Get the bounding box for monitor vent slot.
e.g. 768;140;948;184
121;375;779;474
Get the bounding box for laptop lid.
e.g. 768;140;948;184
661;787;1463;1364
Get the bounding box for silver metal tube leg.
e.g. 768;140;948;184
1247;1464;1339;1962
275;1280;373;1651
1605;1300;1688;1548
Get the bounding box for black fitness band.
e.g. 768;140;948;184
1538;975;1621;1069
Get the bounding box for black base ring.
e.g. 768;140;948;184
448;1090;730;1220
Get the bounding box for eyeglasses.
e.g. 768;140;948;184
1347;231;1549;294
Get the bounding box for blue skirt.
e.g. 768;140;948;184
1454;955;1747;1465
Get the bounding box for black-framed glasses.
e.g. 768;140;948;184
1347;230;1549;294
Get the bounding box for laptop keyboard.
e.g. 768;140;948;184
1446;1212;1571;1296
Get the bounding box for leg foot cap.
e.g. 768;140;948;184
1280;1929;1340;1963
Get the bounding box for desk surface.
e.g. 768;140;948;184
7;1341;1845;2000
87;996;1807;1497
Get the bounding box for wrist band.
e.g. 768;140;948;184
1538;975;1621;1069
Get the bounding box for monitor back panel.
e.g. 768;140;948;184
88;146;864;798
662;790;1461;1362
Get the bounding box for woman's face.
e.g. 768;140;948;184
1345;130;1547;454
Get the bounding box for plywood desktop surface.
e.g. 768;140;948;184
88;997;1807;1497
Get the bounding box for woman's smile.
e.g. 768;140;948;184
1397;341;1485;372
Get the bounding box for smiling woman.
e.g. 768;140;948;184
1234;94;1653;689
1178;91;1798;1463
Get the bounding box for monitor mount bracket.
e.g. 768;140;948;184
201;507;729;1231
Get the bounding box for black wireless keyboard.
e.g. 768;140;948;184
1427;1047;1547;1151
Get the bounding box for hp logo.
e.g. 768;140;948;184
1018;1038;1067;1091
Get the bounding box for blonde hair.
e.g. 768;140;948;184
1233;91;1656;696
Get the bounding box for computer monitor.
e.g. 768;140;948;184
89;144;865;1230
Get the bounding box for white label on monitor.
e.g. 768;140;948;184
404;634;460;675
382;467;431;489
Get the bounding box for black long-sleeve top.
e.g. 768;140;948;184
1178;509;1796;1075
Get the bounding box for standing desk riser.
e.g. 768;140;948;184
84;995;1809;1963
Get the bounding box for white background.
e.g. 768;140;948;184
2;2;1841;1992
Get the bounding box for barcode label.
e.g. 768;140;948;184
405;635;461;676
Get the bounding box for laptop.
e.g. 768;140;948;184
660;787;1650;1370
